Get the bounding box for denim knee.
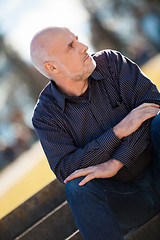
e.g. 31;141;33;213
65;177;84;200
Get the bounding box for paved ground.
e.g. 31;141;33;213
0;141;55;219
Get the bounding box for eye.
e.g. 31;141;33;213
67;36;78;50
68;42;73;48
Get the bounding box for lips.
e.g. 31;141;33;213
84;54;90;61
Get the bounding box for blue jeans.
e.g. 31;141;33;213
65;114;160;240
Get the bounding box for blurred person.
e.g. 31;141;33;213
9;108;37;152
30;27;160;240
0;108;37;169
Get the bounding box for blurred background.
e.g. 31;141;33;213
0;0;160;219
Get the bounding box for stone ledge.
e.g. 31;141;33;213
15;201;78;240
0;179;65;240
126;213;160;240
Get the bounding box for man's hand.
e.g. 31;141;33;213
113;103;159;139
64;159;124;186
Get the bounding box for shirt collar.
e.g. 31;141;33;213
50;66;104;112
50;80;66;111
90;66;104;80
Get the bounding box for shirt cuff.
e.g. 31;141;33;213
98;128;121;155
111;142;139;167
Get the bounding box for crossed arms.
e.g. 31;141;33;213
64;103;159;185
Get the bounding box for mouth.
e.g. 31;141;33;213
84;54;90;62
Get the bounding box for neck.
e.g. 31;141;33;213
55;77;89;97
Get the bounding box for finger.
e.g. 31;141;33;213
131;105;160;115
138;103;160;109
79;173;95;186
142;109;160;120
64;168;93;183
132;103;159;113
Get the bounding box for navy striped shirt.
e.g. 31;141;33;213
32;50;160;183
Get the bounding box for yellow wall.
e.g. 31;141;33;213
141;54;160;90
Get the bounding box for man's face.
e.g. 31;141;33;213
49;28;96;81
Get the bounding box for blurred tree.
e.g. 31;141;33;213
0;34;48;169
0;35;47;99
81;0;160;65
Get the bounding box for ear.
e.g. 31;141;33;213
44;61;58;74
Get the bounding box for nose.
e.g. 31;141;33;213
79;42;88;54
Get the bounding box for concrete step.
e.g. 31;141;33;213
65;230;82;240
5;204;160;240
66;213;160;240
1;175;160;240
126;213;160;240
15;201;80;240
0;179;66;240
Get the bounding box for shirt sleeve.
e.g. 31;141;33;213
32;110;121;183
109;50;160;167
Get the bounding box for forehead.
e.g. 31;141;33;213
53;28;75;48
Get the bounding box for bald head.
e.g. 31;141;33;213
30;27;67;78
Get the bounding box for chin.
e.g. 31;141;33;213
89;61;96;73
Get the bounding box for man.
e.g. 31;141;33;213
30;27;160;240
